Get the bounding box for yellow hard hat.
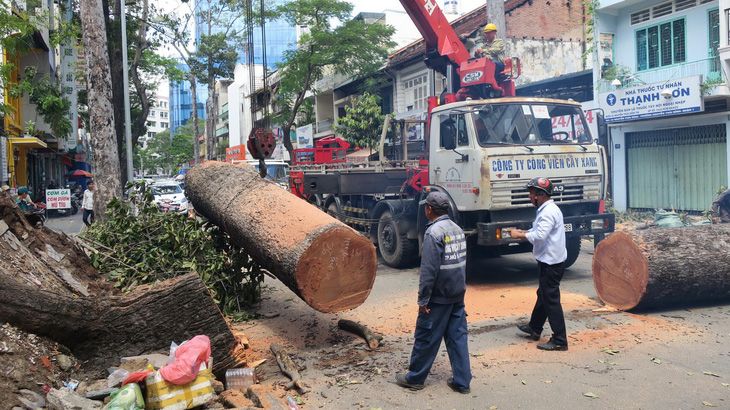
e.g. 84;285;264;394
484;23;497;32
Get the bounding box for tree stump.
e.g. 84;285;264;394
185;161;377;313
592;225;730;310
0;272;239;377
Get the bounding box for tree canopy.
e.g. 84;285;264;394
271;0;395;158
334;92;388;150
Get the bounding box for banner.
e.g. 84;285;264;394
297;124;314;148
599;75;703;123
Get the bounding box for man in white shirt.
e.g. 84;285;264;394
82;180;95;227
507;177;568;351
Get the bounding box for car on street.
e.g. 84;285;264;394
150;180;189;213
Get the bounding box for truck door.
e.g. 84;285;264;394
430;112;475;211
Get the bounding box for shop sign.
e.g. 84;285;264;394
599;75;703;123
46;189;71;209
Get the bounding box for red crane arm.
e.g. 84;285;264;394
400;0;471;66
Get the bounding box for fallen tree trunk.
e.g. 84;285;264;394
185;161;377;313
0;272;239;377
338;319;382;349
592;225;730;310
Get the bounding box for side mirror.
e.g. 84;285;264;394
596;112;608;147
477;104;492;118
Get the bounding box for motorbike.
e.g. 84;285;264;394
25;202;47;226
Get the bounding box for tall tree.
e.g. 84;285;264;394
271;0;395;160
80;0;122;218
189;0;244;161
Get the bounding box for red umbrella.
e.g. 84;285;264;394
66;170;93;178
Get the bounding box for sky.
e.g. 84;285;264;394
349;0;489;17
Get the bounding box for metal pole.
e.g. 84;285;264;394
120;1;134;182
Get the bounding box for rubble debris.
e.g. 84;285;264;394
46;387;103;410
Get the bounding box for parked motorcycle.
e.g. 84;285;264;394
26;202;47;226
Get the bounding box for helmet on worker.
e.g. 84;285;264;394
525;177;553;196
483;23;497;33
17;186;30;195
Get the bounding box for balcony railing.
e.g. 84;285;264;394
598;57;723;93
316;118;334;133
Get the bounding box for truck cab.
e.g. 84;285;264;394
427;98;614;265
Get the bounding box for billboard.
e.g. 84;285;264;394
599;75;703;123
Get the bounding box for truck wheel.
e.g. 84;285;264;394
327;202;340;220
377;210;416;268
564;237;581;269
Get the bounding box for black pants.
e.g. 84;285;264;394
83;209;95;227
528;261;567;345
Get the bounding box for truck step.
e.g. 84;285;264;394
342;206;369;215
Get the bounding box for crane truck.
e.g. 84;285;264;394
253;0;615;269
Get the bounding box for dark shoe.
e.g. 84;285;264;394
537;339;568;351
447;377;470;394
395;373;424;391
517;324;541;341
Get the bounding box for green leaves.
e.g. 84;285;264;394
81;182;264;316
333;92;387;150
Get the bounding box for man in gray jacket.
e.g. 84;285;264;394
395;191;472;394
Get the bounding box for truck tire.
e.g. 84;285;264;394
327;202;339;220
377;210;416;268
564;237;581;269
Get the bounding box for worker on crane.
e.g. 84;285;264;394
474;23;505;73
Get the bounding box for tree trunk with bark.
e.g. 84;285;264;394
80;0;123;219
592;226;730;310
0;272;239;377
185;161;378;313
206;84;217;161
191;75;200;164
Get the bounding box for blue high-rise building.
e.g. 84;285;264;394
194;0;296;70
169;62;207;138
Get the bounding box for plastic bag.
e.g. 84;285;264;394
104;383;144;410
107;368;131;388
158;335;211;385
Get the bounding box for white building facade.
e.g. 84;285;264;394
593;0;729;212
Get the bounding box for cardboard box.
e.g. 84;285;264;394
145;363;214;410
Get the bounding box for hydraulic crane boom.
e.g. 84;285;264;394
399;0;520;98
400;0;471;71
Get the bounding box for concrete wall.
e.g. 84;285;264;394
506;38;586;85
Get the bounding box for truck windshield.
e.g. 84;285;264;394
474;104;592;146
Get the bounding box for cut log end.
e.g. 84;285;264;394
296;226;377;313
592;231;649;310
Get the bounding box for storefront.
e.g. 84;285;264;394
600;76;730;212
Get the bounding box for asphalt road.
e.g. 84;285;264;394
239;240;730;409
45;210;87;236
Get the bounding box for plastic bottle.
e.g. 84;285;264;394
285;396;300;410
225;367;255;390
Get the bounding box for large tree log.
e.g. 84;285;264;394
0;272;239;377
185;161;377;313
592;225;730;310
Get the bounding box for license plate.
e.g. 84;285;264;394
564;223;573;232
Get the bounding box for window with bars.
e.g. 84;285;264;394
404;74;428;111
636;18;685;71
